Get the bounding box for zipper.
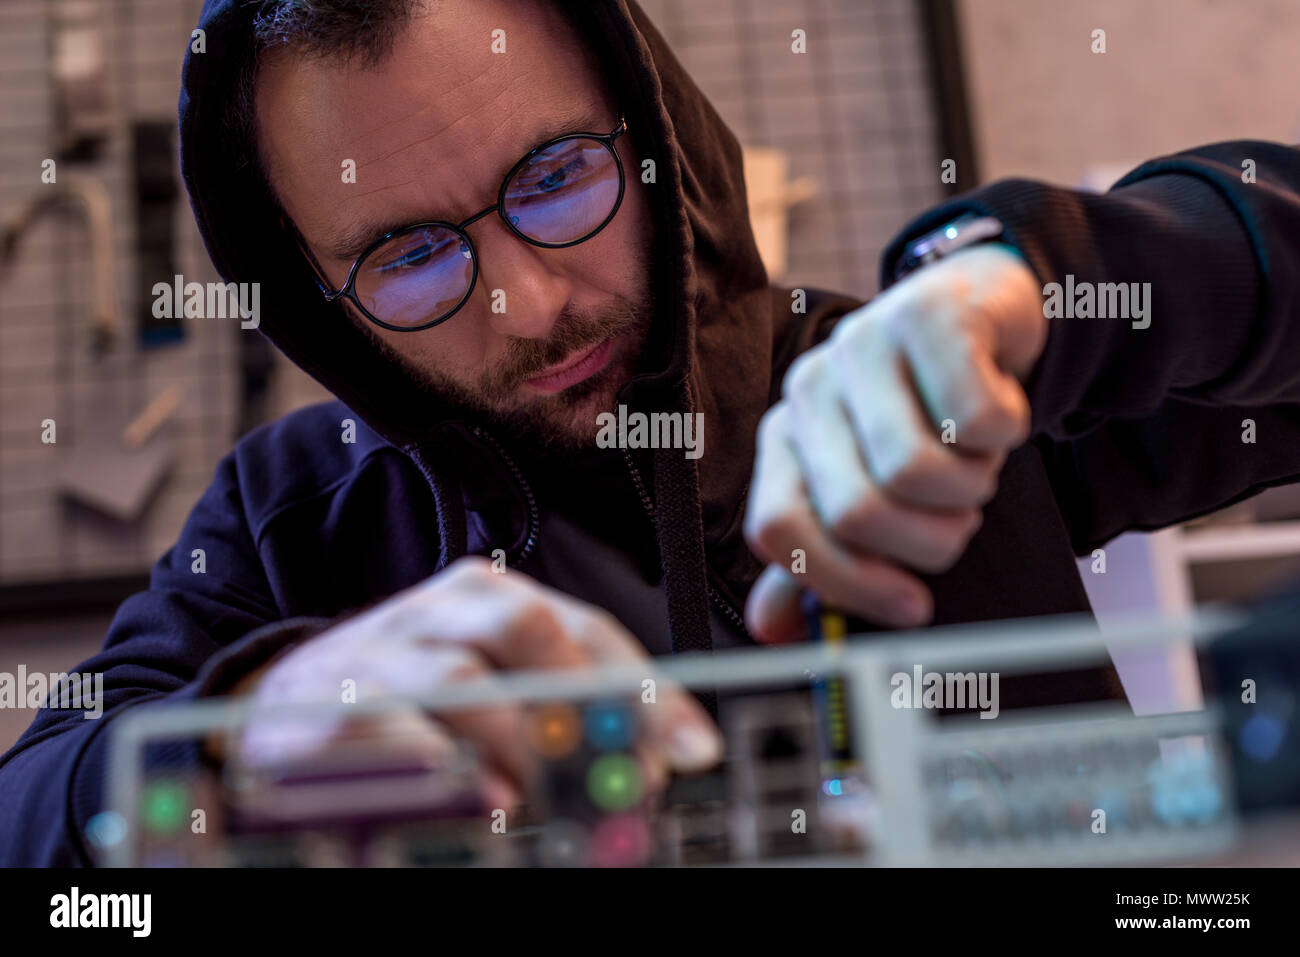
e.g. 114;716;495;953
470;426;540;565
619;447;752;640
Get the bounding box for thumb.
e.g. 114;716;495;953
744;564;809;644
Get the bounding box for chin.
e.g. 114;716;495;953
544;382;622;446
508;368;626;450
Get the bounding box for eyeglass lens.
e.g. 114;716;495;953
352;135;622;329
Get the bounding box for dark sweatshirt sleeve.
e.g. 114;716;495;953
0;452;335;866
880;139;1300;553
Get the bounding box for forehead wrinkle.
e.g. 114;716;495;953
359;108;481;173
341;176;425;204
362;54;540;167
353;59;498;155
355;99;444;152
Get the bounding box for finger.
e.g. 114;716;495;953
636;741;670;799
403;574;724;774
411;584;596;671
785;352;984;569
962;347;1032;449
829;323;1002;508
746;411;933;627
440;703;537;795
894;305;1029;454
745;402;805;568
744;564;808;644
479;765;524;816
400;646;537;794
540;599;722;774
346;641;537;795
756;488;932;626
239;702;457;774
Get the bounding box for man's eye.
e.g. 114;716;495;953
376;246;432;272
375;237;460;272
533;157;588;194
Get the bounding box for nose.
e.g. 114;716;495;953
471;215;573;340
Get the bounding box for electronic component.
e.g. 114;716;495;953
98;609;1261;867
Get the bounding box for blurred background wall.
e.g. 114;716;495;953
956;0;1300;186
0;0;231;588
1;0;225;750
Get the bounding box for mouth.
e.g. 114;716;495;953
523;337;615;395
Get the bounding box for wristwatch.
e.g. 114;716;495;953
893;212;1006;283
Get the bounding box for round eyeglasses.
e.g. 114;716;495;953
292;116;628;333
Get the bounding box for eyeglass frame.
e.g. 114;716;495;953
285;114;629;333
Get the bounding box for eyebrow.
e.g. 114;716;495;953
319;108;612;263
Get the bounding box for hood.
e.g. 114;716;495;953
179;0;783;653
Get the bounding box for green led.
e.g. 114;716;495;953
141;780;189;834
586;754;642;812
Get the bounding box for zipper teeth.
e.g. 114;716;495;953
472;427;539;565
620;448;751;639
621;447;655;515
708;580;750;634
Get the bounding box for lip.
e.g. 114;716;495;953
524;337;615;394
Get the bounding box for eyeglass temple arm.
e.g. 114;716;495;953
280;213;347;301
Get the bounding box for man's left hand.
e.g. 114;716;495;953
743;243;1048;642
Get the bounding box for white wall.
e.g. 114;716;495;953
956;0;1300;186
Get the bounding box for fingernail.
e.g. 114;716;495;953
669;724;723;770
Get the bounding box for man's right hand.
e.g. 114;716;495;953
236;556;723;811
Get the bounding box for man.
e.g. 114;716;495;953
3;0;1300;865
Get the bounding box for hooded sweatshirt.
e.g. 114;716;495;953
4;0;1300;866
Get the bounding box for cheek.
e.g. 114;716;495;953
370;308;496;385
574;177;653;292
618;173;653;252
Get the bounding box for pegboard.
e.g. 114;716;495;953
0;0;239;587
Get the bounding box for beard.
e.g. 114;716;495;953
359;289;653;451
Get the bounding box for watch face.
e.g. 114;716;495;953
896;215;1004;282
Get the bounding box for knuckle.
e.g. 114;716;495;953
828;307;860;339
977;456;1007;502
829;305;874;348
880;298;914;340
501;599;568;657
756;402;789;447
741;510;766;555
874;439;937;496
445;649;492;684
943;328;977;364
583;605;621;637
443;555;496;586
972;476;1000;508
577;606;633;651
958;396;1015;440
884;287;933;339
745;507;801;560
914;537;965;573
782;350;825;399
973;457;1004;503
825;492;889;546
828;323;876;375
896;285;966;348
921;513;983;572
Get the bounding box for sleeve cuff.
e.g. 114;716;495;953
192;616;337;698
